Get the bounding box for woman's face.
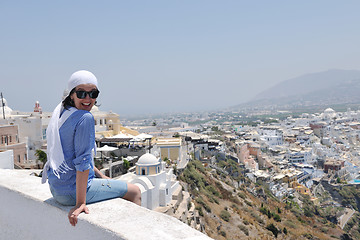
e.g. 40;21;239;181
70;84;98;111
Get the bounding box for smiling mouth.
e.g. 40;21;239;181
82;103;91;106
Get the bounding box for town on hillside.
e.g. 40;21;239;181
2;96;360;239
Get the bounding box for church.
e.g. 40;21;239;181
119;153;181;210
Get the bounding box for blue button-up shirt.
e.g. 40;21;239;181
48;108;95;195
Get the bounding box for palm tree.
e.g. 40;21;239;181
35;149;47;167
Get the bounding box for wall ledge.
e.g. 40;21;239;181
0;169;212;240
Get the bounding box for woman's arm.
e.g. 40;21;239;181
68;169;90;227
94;166;110;179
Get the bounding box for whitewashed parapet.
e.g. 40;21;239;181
0;169;212;240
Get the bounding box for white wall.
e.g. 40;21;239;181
7;116;44;160
0;150;14;169
0;169;212;240
0;186;120;240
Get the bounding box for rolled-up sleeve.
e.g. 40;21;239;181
73;112;95;172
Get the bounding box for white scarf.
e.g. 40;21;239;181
41;103;77;184
42;70;99;183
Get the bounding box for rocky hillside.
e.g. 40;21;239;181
178;159;356;239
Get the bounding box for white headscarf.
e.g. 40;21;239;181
67;70;98;92
42;70;98;183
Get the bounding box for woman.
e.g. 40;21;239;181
42;70;141;227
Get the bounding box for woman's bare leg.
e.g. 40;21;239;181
123;183;141;206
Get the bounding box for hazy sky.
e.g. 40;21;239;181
1;1;360;116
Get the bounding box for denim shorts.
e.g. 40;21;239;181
50;179;128;206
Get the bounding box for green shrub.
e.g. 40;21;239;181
238;224;249;236
203;204;211;213
273;214;281;222
205;185;220;197
192;160;206;174
320;227;328;233
266;223;279;238
250;211;264;224
259;207;268;215
238;192;246;199
220;210;231;222
195;206;203;216
297;216;305;223
284;220;296;229
244;200;252;207
303;233;313;239
196;197;211;213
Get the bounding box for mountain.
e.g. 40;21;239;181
236;69;360;110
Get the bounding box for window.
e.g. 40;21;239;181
142;169;146;175
17;155;21;163
9;135;12;143
104;119;107;124
42;129;46;140
100;119;103;125
166;189;169;195
94;120;97;125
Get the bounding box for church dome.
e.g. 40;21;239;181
323;108;336;119
324;108;335;113
91;105;99;112
137;153;159;166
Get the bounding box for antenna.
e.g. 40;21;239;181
1;92;5;119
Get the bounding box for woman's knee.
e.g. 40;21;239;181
124;183;141;205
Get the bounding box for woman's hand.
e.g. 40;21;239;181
68;203;89;227
94;166;111;179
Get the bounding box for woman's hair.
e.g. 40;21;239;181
62;87;99;110
62;88;76;109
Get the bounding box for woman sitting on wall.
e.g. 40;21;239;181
42;70;141;226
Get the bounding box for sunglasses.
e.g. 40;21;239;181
75;89;100;99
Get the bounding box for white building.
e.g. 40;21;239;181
0;99;51;164
287;148;313;164
259;126;283;146
119;153;181;210
321;108;337;121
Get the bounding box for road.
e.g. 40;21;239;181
339;208;355;229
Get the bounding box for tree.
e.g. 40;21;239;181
211;126;219;132
266;224;279;238
123;159;130;173
173;164;177;175
164;157;171;166
35;149;47;165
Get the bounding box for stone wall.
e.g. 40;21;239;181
0;169;212;240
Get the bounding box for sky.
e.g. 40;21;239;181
1;1;360;116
